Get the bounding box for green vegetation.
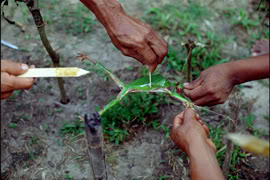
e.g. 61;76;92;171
159;175;170;180
58;93;168;144
144;3;229;79
224;8;259;29
264;114;270;121
38;0;97;35
64;174;73;179
209;124;247;178
102;93;168;144
242;113;269;137
8;123;17;128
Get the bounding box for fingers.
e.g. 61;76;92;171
1;60;29;75
147;31;168;65
1;92;12;99
207;139;217;152
203;125;210;136
183;77;203;90
136;44;157;64
194;97;223;106
184;85;208;102
1;72;34;92
183;108;197;120
193;96;216;106
10;76;34;90
149;63;158;73
195;113;200;120
172;112;184;128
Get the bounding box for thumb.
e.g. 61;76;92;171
183;77;203;90
183;108;197;122
149;63;158;73
1;60;29;75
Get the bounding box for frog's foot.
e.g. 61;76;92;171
251;39;270;56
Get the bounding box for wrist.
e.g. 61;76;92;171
81;0;124;26
186;136;212;156
222;61;243;86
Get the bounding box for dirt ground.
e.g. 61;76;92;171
1;0;269;179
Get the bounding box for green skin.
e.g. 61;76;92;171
92;62;191;116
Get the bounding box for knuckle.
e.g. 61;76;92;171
217;99;225;104
145;24;152;29
212;93;220;100
149;54;156;63
24;79;34;89
164;41;169;49
144;28;153;38
121;49;129;56
161;47;168;56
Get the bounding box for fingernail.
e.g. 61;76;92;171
21;64;29;70
183;83;189;87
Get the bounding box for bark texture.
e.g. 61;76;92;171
84;112;107;180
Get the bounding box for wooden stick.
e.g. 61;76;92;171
84;112;107;180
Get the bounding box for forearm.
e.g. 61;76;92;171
187;138;224;180
80;0;125;28
229;54;270;85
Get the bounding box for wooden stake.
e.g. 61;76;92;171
84;112;107;180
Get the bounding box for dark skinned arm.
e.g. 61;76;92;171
79;0;168;72
171;109;225;180
184;54;270;106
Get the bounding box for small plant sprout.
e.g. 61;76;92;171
77;53;192;116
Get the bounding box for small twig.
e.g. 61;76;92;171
222;92;241;177
77;53;125;89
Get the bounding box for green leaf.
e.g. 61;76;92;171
8;123;17;128
127;74;171;90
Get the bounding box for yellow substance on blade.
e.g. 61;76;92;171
242;140;269;156
56;68;79;77
228;133;269;156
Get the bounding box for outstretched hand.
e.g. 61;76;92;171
183;63;235;106
80;0;168;72
1;60;35;99
171;108;216;153
105;13;168;72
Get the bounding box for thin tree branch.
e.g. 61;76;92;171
23;0;68;104
222;92;241;177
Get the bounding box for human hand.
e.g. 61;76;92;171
104;12;168;72
1;60;35;99
183;63;235;106
171;108;216;154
